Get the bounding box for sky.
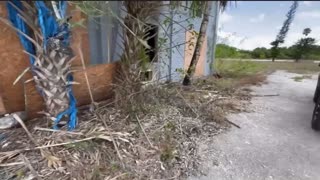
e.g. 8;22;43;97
218;1;320;50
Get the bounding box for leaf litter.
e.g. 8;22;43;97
0;75;263;180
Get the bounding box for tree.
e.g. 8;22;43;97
183;1;228;85
303;28;311;36
270;1;298;62
252;47;269;59
293;28;316;62
3;1;77;129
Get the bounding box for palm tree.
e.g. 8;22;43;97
5;1;76;129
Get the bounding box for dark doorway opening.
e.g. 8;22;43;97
145;24;158;62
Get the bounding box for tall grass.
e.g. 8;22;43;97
213;58;265;78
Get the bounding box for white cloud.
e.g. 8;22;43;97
249;13;265;23
218;31;245;46
302;1;312;6
238;36;274;50
219;12;233;24
218;27;320;51
217;30;270;50
297;11;320;19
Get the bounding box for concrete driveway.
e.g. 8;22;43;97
189;70;320;180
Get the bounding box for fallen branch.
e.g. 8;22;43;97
13;114;37;145
251;93;280;97
175;89;199;118
110;136;125;169
108;172;127;180
195;90;218;93
34;126;84;135
225;119;241;129
21;154;42;180
0;161;25;167
78;44;95;106
0;134;126;156
12;114;59;167
95;111;125;169
136;115;154;149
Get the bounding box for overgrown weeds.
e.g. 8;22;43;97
213;58;265;78
0;73;256;179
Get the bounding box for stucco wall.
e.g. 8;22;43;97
157;1;220;82
157;3;190;82
184;31;208;77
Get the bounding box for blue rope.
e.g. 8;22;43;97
7;0;78;131
35;2;59;50
6;0;46;99
6;0;35;64
53;74;78;131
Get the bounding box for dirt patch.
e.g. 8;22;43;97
0;75;264;180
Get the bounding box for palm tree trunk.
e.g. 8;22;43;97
182;1;212;86
34;41;74;119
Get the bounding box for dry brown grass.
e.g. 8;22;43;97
0;74;256;179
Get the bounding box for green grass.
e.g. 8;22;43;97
257;61;319;74
211;59;318;88
291;75;312;82
214;58;265;78
216;59;319;75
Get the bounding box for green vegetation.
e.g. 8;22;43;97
214;58;265;78
270;1;298;61
215;44;252;59
292;75;312;82
215;43;320;60
214;58;319;81
258;61;319;74
292;28;316;62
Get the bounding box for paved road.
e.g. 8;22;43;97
189;71;320;180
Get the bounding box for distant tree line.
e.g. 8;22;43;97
216;1;318;62
216;28;318;61
215;43;320;60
